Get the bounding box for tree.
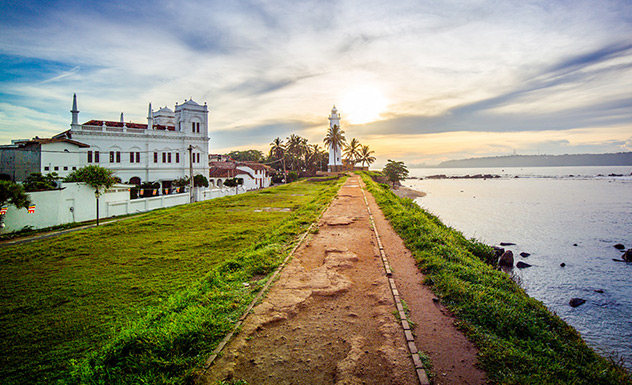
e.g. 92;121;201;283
343;138;361;165
269;137;287;180
64;165;117;226
226;149;265;162
23;172;59;192
382;159;409;187
358;145;376;168
303;144;326;175
193;174;209;188
0;180;31;227
323;124;346;169
286;134;308;172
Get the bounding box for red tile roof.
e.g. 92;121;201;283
82;120;175;131
17;137;90;148
209;168;236;178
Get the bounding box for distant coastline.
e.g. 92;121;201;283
413;152;632;168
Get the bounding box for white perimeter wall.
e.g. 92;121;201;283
1;182;246;233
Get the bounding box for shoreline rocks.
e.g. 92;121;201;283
569;298;586;308
516;261;531;268
425;174;501;180
498;250;514;267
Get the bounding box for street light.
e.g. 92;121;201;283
94;189;101;226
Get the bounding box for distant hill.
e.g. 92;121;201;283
436;152;632;168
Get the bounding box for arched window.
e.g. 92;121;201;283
217;179;223;187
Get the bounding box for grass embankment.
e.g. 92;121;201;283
0;177;344;384
362;173;631;385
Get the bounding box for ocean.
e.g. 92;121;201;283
405;166;632;369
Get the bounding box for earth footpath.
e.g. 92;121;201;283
200;175;486;385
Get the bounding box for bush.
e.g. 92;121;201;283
223;178;243;188
287;171;299;183
194;174;209;188
24;172;59;192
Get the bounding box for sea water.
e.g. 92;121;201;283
405;166;632;369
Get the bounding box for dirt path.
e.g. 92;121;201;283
199;175;485;385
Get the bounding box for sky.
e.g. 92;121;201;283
1;0;631;167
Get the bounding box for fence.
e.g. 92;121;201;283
1;183;246;233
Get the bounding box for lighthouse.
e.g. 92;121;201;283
327;105;343;172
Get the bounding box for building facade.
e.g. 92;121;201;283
55;94;210;190
0;138;89;181
208;160;272;190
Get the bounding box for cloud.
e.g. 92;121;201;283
1;0;632;164
41;66;81;83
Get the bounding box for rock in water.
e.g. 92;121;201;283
498;250;514;267
519;252;530;257
623;249;632;262
500;242;516;246
516;261;531;268
492;246;505;258
614;243;625;250
560;263;566;267
569;298;586;308
594;289;604;293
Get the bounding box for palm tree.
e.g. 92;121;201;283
269;137;286;180
343;138;361;166
286;134;308;171
323;124;346;170
303;144;324;174
359;145;376;168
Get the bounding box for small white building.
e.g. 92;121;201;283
208;160;272;190
0;137;89;181
54;94;210;191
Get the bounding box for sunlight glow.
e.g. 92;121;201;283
340;85;388;124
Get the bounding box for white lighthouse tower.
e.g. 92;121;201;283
327;105;343;172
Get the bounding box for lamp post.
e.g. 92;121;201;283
188;145;194;203
94;188;100;226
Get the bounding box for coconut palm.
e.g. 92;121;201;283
286;134;308;171
323;124;346;169
303;144;326;174
343;138;361;165
269;137;286;181
358;145;376;168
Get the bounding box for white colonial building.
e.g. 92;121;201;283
54;94;210;191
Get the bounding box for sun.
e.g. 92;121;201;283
340;85;388;124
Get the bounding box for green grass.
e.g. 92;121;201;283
361;173;631;385
0;177;344;384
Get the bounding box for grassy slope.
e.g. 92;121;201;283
0;177;343;384
362;173;631;385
